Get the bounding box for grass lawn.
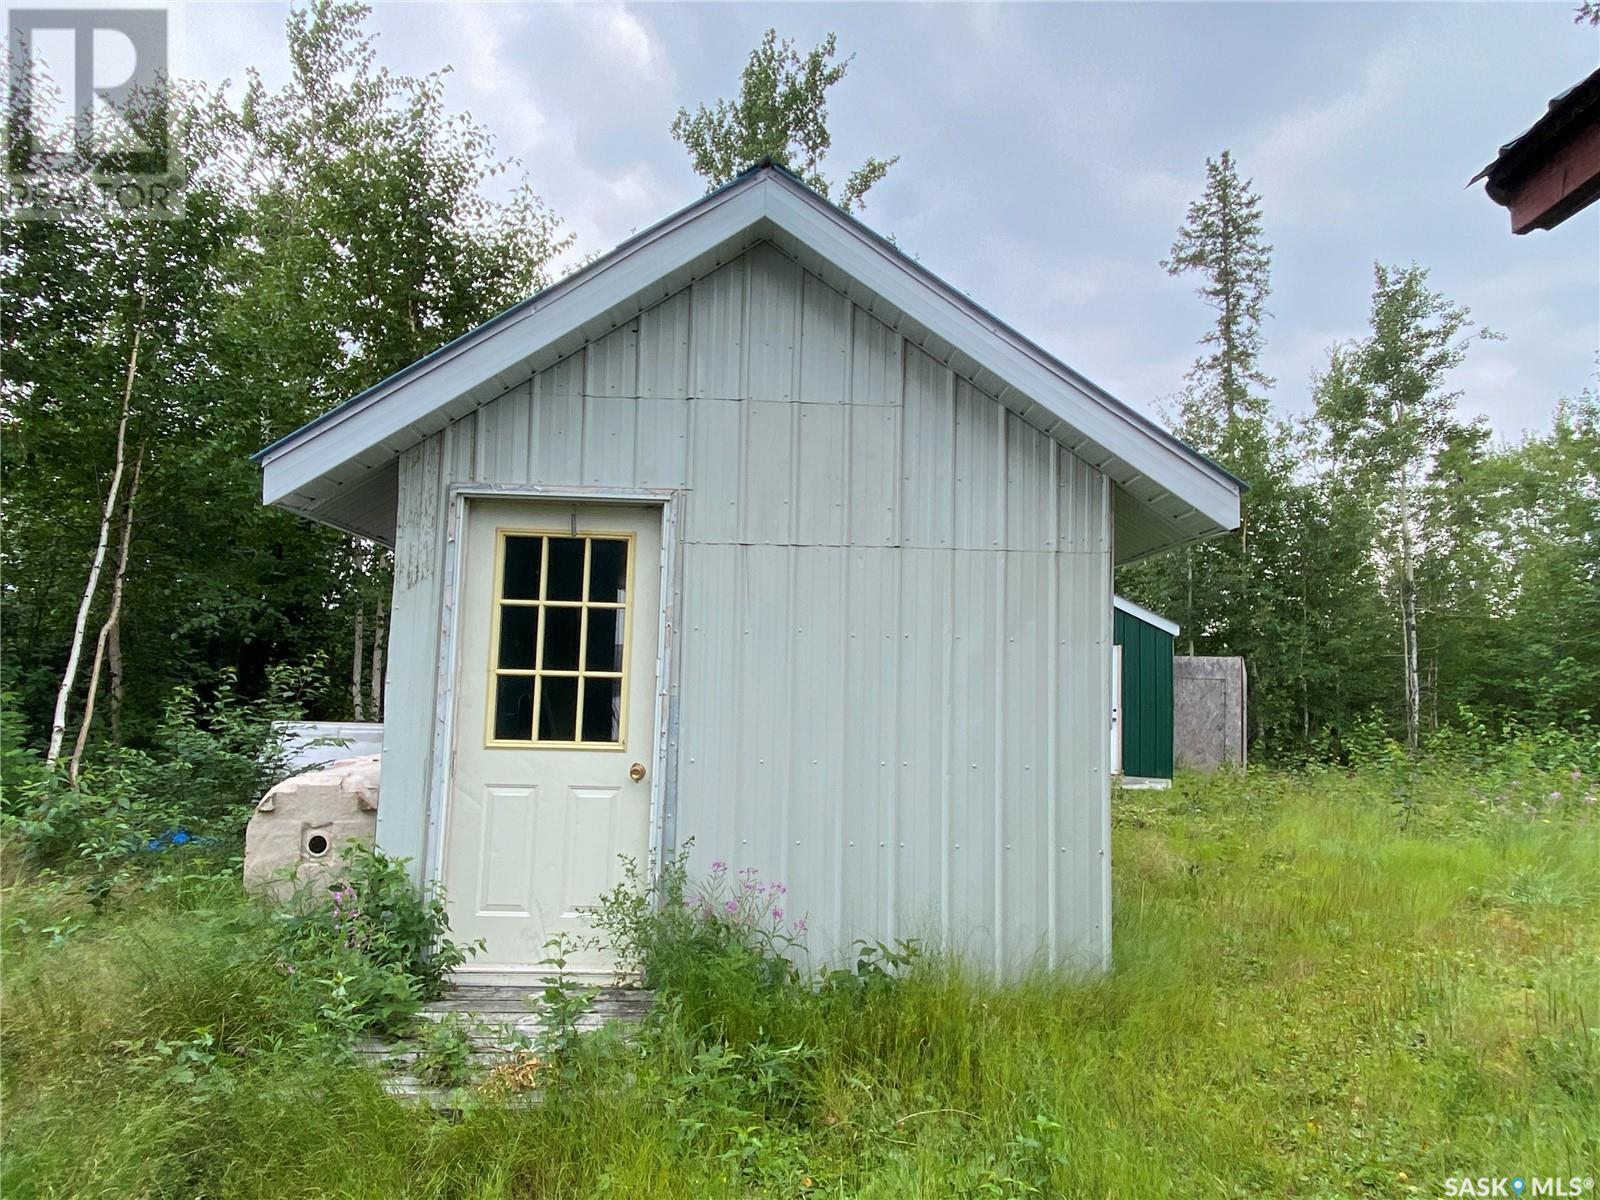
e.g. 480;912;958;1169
3;766;1596;1198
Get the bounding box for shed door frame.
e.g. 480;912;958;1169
423;484;680;897
1110;644;1123;776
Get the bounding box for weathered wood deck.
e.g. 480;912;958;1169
358;984;653;1107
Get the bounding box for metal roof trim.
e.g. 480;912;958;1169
1114;594;1181;638
258;160;1242;537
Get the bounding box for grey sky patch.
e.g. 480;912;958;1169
172;0;1597;438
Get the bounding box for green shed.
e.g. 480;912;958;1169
1112;595;1179;784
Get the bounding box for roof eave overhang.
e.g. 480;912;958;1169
1113;593;1181;637
259;167;1241;557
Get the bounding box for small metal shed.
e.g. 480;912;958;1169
254;162;1241;976
1111;596;1178;785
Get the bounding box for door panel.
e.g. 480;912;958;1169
1110;645;1123;776
444;499;661;973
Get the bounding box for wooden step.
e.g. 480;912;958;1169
360;984;654;1108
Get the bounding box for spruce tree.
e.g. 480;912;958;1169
1122;151;1283;753
1162;149;1275;476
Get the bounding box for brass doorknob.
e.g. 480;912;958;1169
629;762;647;782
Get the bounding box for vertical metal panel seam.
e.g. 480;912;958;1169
780;547;797;888
1046;441;1060;967
938;548;955;944
731;545;748;855
842;304;857;544
885;548;902;944
892;326;906;549
738;254;753;402
1099;472;1113;968
832;546;848;939
991;547;1006;972
630;387;643;490
991;399;1008;970
788;400;801;545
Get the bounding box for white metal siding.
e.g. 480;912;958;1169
384;241;1112;970
379;432;449;873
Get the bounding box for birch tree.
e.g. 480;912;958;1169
44;308;142;765
1316;263;1494;751
68;446;146;782
672;29;898;212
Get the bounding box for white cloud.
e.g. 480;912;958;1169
432;5;551;153
578;5;669;84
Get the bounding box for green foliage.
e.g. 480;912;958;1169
270;843;480;1034
1162;148;1275;457
2;0;569;757
237;0;570;403
591;851;814;1047
5;763;1597;1197
671;28;898;211
1;671;299;888
412;1013;479;1089
525;933;597;1076
1126;149;1592;762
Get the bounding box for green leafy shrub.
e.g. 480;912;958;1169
1;672;299;883
591;851;813;1046
270;844;480;1035
412;1013;479;1089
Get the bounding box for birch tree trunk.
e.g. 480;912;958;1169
1185;548;1196;657
1396;467;1421;754
370;594;387;720
46;302;144;766
69;445;146;784
351;603;366;721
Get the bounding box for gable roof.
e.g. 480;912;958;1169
1114;594;1180;638
256;160;1242;560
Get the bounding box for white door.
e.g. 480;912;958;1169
443;498;661;976
1110;644;1124;776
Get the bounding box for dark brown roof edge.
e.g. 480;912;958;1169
1471;66;1600;200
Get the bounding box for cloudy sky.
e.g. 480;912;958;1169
170;1;1597;438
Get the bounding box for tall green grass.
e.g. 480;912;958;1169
4;766;1596;1198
